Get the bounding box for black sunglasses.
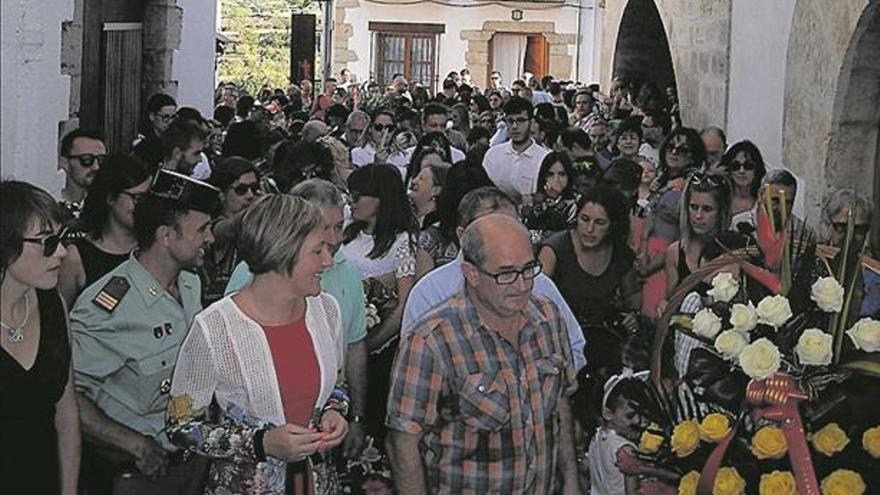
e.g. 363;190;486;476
372;123;395;132
119;190;148;204
67;153;107;168
729;161;756;172
690;172;727;189
232;182;261;196
668;145;692;155
21;227;69;257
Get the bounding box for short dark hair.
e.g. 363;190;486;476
146;93;177;114
502;96;533;119
222;120;265;160
161;118;208;159
213;105;235;128
422;102;449;122
60;128;104;157
643;109;671;135
615;117;643;142
466;126;492;146
236;95;255;118
175;107;206;125
0;181;67;278
559;126;591;150
78;155;153;239
133;195;190;249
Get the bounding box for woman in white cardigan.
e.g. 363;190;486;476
167;195;350;495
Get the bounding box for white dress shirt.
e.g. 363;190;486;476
482;139;550;195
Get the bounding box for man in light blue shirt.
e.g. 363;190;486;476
402;187;587;371
224;179;369;459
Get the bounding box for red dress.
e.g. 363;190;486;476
263;319;321;495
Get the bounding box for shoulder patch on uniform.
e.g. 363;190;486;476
92;276;130;313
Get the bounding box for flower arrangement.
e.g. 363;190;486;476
643;192;880;494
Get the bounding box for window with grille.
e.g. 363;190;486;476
370;22;444;91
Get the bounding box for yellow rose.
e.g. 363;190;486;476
863;426;880;458
699;413;731;442
166;393;195;425
751;425;787;459
820;469;866;495
679;470;699;495
811;423;849;456
671;419;701;457
640;423;665;454
759;471;796;495
713;466;746;495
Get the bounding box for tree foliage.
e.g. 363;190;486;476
218;0;318;95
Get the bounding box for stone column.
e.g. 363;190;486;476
60;0;84;136
143;0;182;100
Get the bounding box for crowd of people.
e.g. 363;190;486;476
2;66;878;495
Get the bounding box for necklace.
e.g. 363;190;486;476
1;292;30;344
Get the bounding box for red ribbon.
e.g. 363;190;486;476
696;374;819;495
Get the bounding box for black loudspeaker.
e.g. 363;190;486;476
290;14;316;85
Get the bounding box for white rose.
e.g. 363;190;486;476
738;337;782;379
729;302;758;332
796;328;833;366
811;277;844;313
847;318;880;352
714;329;748;361
693;308;723;339
707;272;740;303
756;295;792;328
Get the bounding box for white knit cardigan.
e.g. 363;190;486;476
170;292;344;427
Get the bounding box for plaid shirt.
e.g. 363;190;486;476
386;290;577;494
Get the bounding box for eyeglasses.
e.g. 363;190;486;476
372;123;395;132
119;190;149;204
831;222;870;236
232;182;261;196
155;111;176;122
668;145;692;155
67;153;107;168
505;116;530;126
21;227;69;257
729;161;756;172
469;260;542;285
689;172;727;189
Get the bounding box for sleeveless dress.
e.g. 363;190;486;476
0;289;70;494
75;238;130;289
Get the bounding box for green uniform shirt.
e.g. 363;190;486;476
70;254;202;450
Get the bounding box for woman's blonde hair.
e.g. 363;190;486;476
237;194;324;276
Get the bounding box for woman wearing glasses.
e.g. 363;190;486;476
202;157;262;305
719;140;767;217
1;181;80;495
341;163;417;444
58;155;152;306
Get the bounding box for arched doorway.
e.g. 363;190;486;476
612;0;676;97
825;2;880;248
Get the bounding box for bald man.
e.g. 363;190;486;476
387;214;581;495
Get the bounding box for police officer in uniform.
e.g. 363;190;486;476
70;170;220;494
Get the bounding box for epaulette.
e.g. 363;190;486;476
92;276;131;313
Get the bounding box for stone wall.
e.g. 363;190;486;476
783;0;869;217
143;0;183;101
60;0;84;138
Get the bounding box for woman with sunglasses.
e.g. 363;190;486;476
351;109;396;169
638;128;707;316
404;131;464;184
57;155;153;306
1;181;80;495
341;164;417;445
719;140;767;217
203;157;262;305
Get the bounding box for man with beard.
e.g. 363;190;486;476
154;118;208;175
56;128;107;219
71;170;219;493
482;97;550;198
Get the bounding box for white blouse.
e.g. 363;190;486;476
341;231;416;280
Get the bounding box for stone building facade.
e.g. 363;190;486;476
601;0;877;238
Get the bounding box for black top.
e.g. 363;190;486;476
0;289;70;494
75;237;130;290
542;230;637;327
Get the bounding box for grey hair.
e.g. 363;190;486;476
457;186;515;228
346;110;370;127
820;188;873;241
238;194;324;276
290;178;345;209
761;168;798;198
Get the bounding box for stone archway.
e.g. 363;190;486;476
826;2;880;247
612;0;675;98
461;20;575;89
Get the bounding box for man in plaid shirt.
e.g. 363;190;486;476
386;214;581;494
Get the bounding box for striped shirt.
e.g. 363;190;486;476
386;290;577;494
